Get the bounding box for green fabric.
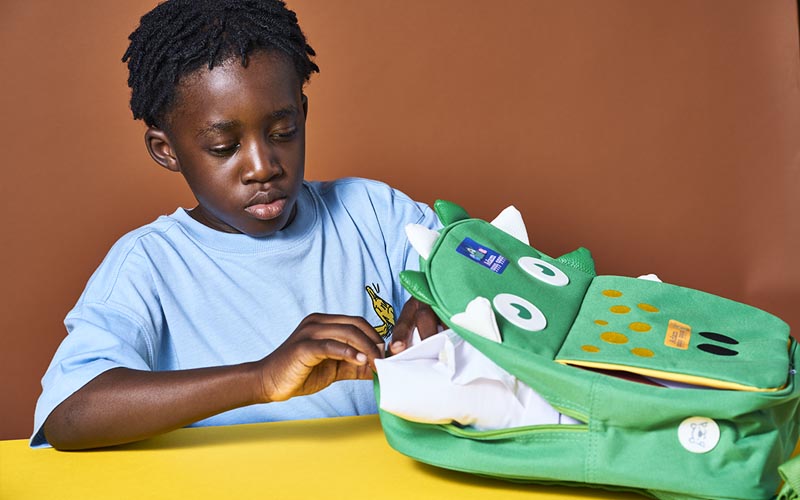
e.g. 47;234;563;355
378;200;800;500
778;455;800;500
559;276;790;391
422;218;595;358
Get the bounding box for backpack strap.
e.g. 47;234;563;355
778;455;800;499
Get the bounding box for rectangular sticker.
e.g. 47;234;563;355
456;237;509;274
664;319;691;350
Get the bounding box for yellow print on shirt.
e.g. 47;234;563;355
366;284;395;339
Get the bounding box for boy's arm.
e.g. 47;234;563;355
43;313;383;450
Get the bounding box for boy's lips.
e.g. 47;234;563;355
245;191;287;221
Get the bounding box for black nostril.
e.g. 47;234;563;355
698;332;739;345
697;344;739;356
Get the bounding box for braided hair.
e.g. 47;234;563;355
122;0;319;128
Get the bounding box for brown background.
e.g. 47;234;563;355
1;1;798;440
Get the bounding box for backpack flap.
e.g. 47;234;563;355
557;275;791;392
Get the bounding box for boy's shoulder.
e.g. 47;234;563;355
312;176;398;197
308;177;427;218
105;211;186;255
74;211;187;306
91;211;189;278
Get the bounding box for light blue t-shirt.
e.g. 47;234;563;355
31;178;439;447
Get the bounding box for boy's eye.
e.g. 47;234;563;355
209;144;239;156
270;128;297;142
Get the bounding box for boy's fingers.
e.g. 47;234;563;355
297;338;378;378
414;302;440;340
310;338;369;365
389;298;440;355
388;299;418;355
299;318;384;366
303;313;385;345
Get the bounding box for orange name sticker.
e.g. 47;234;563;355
664;320;691;350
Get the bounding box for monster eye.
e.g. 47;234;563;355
518;257;569;287
492;293;547;331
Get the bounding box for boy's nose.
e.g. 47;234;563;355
241;145;281;183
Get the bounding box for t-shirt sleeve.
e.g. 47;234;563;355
30;230;163;449
30;302;155;447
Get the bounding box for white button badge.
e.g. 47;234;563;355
678;416;720;454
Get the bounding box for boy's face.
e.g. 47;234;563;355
147;50;307;237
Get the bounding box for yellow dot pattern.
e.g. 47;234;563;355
586;287;661;362
631;347;655;358
600;332;629;344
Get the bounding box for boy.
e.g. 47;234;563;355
31;0;440;450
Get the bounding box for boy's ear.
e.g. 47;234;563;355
301;94;309;120
144;127;180;172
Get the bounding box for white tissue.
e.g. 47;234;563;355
376;329;579;430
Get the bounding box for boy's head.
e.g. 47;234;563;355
122;0;319;237
123;0;318;129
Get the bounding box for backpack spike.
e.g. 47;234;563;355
405;224;439;260
555;247;596;276
489;206;530;245
434;200;471;225
449;296;502;343
399;270;435;306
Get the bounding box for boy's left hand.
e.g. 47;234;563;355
388;298;442;355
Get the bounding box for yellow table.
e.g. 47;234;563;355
0;415;642;499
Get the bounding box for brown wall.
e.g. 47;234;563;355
2;0;798;440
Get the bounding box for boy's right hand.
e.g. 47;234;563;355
256;313;384;403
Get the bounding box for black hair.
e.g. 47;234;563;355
122;0;319;128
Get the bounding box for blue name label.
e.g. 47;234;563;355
456;237;509;274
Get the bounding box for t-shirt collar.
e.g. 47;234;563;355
169;183;317;254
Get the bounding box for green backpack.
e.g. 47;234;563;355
375;200;800;500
